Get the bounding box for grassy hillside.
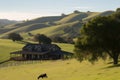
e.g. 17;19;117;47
55;43;74;53
0;59;119;80
0;28;14;34
83;11;114;21
0;39;24;62
97;11;114;16
0;16;64;35
0;19;17;28
0;11;114;39
31;21;82;38
4;16;64;29
55;12;100;24
0;23;50;38
0;19;18;35
55;12;88;24
82;12;100;21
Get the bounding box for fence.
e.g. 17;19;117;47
0;60;43;68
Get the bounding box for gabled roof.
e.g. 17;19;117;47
22;43;61;52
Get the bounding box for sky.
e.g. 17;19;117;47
0;0;120;20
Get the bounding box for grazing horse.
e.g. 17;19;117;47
38;73;48;80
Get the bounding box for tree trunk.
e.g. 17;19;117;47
113;54;119;65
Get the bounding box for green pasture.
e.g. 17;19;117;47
0;59;120;80
0;39;120;80
0;39;24;62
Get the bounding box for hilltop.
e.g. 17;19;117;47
0;19;18;28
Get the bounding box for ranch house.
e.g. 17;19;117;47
10;44;64;60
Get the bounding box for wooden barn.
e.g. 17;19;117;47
10;44;64;60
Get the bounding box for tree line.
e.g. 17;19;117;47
8;33;74;44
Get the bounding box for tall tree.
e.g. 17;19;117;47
75;11;120;65
34;34;52;44
8;33;23;42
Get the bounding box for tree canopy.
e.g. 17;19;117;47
34;34;52;44
75;11;120;65
8;33;23;42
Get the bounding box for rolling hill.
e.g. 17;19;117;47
55;12;88;24
0;19;19;35
30;21;82;38
0;10;115;39
0;39;24;62
83;11;114;21
0;19;18;28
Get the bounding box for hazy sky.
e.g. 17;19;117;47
0;0;120;20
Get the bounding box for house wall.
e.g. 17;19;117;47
22;54;62;60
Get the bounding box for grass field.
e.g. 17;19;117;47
0;59;120;80
55;43;74;53
1;39;120;80
0;39;24;62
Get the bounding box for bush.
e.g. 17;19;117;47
8;33;23;42
34;34;52;44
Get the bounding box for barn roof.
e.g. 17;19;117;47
22;43;61;52
10;44;64;55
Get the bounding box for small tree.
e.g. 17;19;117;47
34;34;52;44
28;32;33;36
74;10;80;13
61;13;66;17
75;12;120;65
8;33;23;42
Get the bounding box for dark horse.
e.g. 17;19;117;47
38;73;48;80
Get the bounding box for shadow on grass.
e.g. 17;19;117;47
101;60;120;69
103;64;120;69
107;62;113;64
107;64;120;68
107;61;120;64
62;51;74;60
0;59;10;64
62;51;73;56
